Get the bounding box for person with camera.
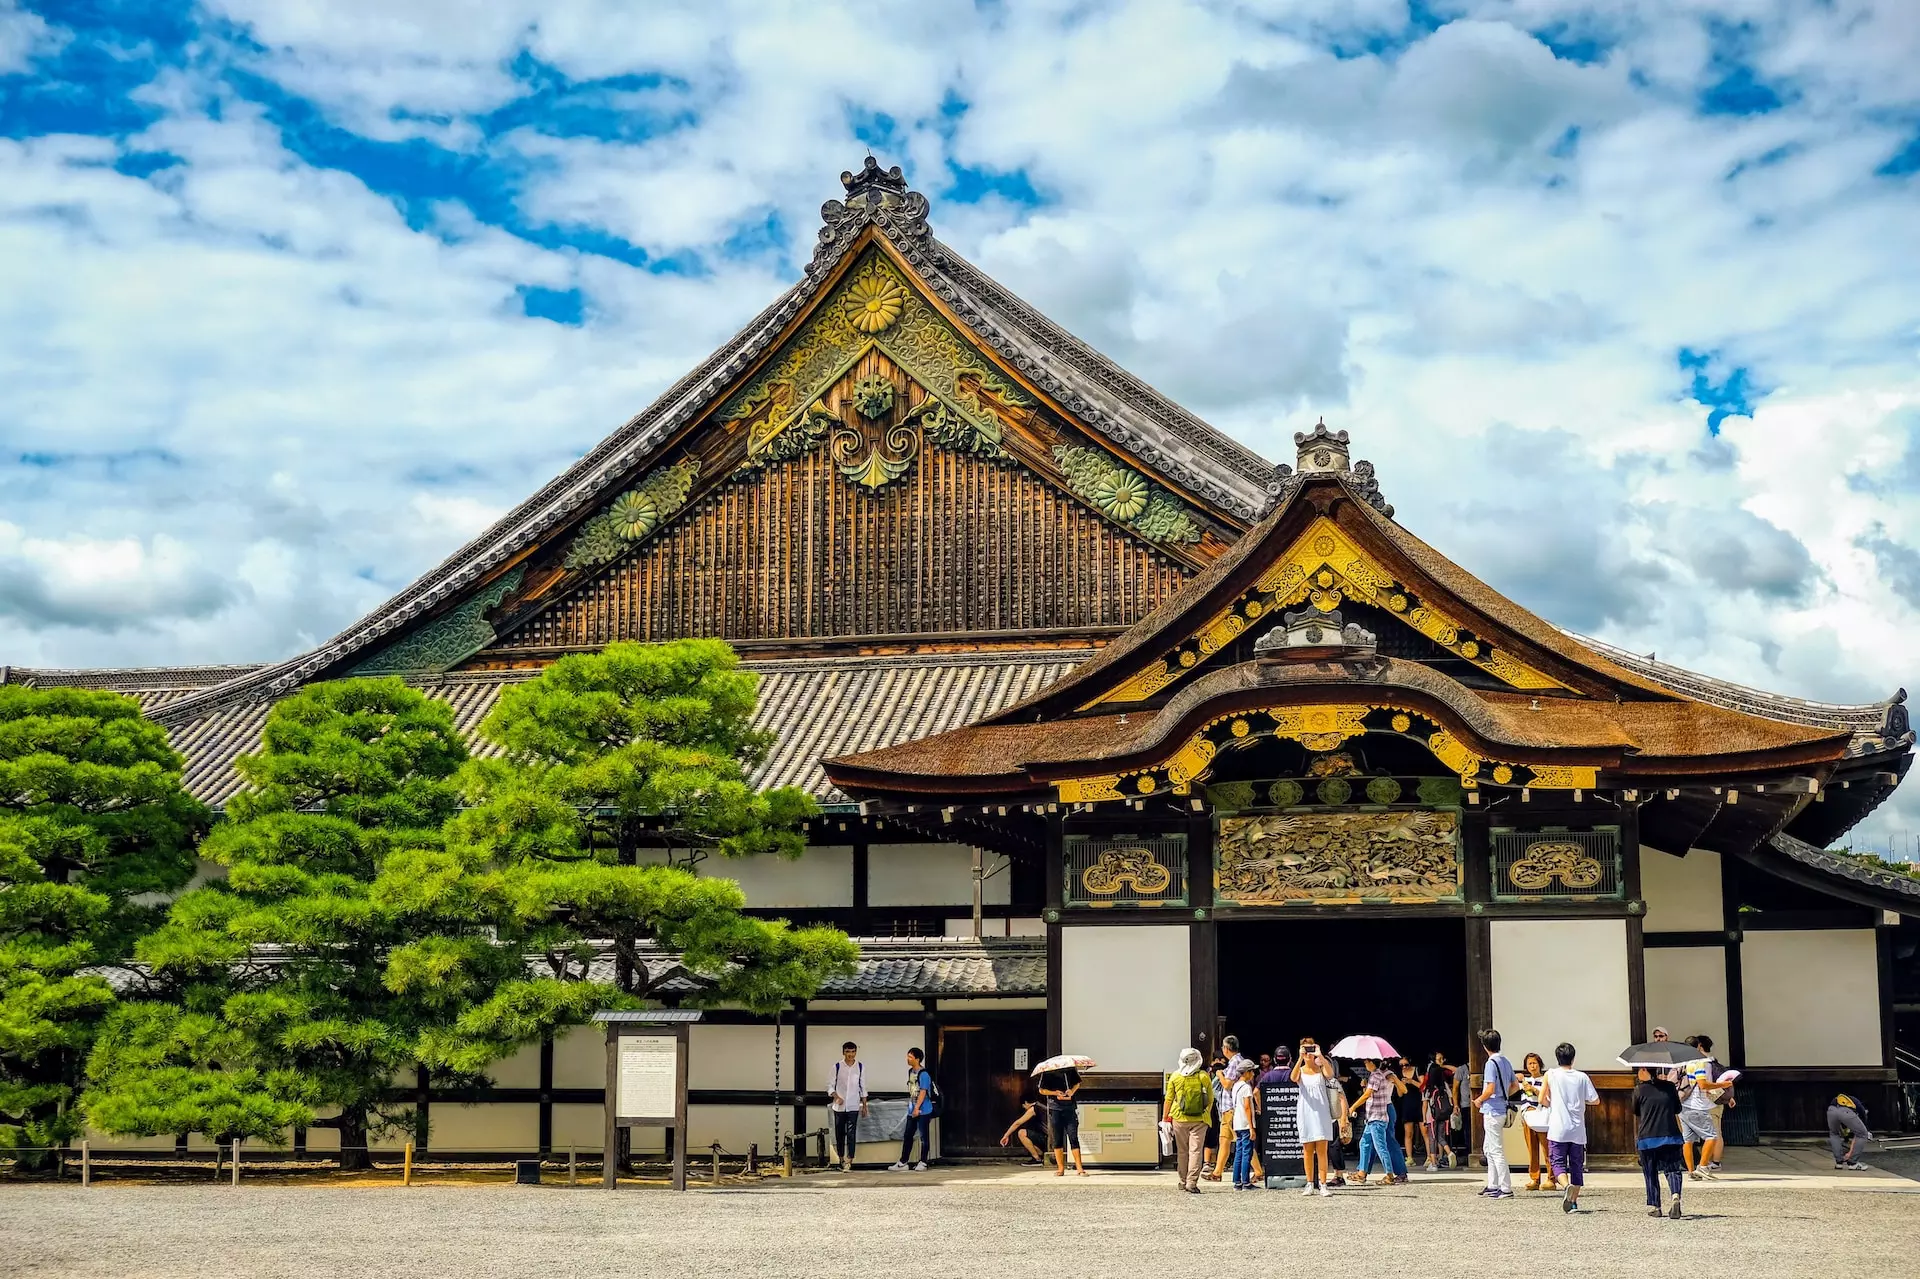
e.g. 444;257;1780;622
1291;1038;1338;1197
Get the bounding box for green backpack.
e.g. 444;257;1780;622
1168;1070;1212;1122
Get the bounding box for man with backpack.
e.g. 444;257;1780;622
827;1040;869;1172
889;1047;937;1171
1163;1047;1214;1193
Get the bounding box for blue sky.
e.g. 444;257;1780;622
2;0;1919;852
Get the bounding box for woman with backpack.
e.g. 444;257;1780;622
1163;1047;1214;1193
1422;1050;1457;1171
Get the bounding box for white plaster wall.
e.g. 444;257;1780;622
1742;930;1882;1066
686;1105;802;1155
689;1024;794;1091
1489;919;1632;1064
870;843;1009;907
1061;925;1190;1073
806;1025;926;1098
1641;847;1723;933
431;1102;539;1152
943;916;1048;937
553;1024;606;1089
488;1040;543;1089
83;1128;174;1151
702;846;853;908
1644;947;1729;1051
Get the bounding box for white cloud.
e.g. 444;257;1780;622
0;0;63;74
4;0;1920;850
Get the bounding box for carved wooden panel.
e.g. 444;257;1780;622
481;442;1193;650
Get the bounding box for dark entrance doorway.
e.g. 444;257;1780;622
1216;917;1468;1069
937;1012;1046;1157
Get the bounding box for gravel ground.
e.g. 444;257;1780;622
4;1169;1917;1279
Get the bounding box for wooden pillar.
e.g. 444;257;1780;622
1187;810;1216;1057
1721;856;1747;1065
1045;809;1064;1056
1623;806;1648;1043
1464;914;1493;1161
1877;920;1897;1071
851;834;871;936
793;1000;810;1140
537;1035;555;1157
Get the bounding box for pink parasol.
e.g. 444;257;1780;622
1329;1035;1400;1060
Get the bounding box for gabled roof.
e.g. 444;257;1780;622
147;159;1280;728
826;435;1911;818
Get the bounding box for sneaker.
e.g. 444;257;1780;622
1423;1163;1438;1173
1701;1168;1718;1180
886;1162;909;1171
1489;1189;1514;1199
1707;1161;1722;1171
1318;1186;1332;1197
1688;1168;1703;1181
842;1159;853;1173
1301;1184;1316;1196
1845;1161;1870;1171
912;1161;928;1171
1668;1199;1683;1219
1562;1199;1581;1213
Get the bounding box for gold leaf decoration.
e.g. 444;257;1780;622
1216;811;1462;903
843;273;906;333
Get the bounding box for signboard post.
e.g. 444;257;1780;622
597;1010;700;1192
1259;1081;1306;1188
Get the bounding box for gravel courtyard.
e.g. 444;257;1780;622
5;1157;1917;1279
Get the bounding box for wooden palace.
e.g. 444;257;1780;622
12;157;1916;1160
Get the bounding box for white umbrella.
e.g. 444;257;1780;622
1329;1034;1399;1060
1031;1054;1097;1075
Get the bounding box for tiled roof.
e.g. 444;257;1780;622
818;937;1046;997
99;937;1048;1000
593;937;1047;998
140;651;1087;809
1564;632;1893;739
2;664;265;712
1768;832;1920;904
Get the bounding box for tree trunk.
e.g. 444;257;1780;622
336;1107;371;1172
615;823;638;993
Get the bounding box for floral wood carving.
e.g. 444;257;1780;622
350;567;525;676
1215;811;1461;904
1506;841;1605;891
1053;445;1203;545
562;459;701;571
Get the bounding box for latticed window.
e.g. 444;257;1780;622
1063;834;1188;907
1489;826;1624;900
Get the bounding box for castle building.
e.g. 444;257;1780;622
15;159;1913;1159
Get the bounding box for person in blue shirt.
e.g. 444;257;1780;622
888;1048;935;1171
1473;1028;1515;1198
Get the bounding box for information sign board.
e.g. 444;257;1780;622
1260;1082;1306;1186
616;1034;679;1121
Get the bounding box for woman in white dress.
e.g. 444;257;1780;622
1291;1038;1337;1197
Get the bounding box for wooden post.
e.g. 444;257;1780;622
80;1141;89;1188
231;1138;240;1187
568;1145;577;1186
711;1142;722;1186
971;845;984;939
603;1027;619;1189
403;1141;414;1186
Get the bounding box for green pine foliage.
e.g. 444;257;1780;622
0;686;206;1162
85;679;491;1167
436;640;857;1068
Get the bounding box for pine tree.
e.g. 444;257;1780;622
0;686;205;1169
87;679;487;1169
433;640;857;1070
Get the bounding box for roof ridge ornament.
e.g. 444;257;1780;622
1292;417;1393;519
812;155;931;276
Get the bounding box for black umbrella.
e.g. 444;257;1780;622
1617;1041;1699;1068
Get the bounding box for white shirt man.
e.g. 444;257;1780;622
1541;1044;1600;1212
827;1042;869;1172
